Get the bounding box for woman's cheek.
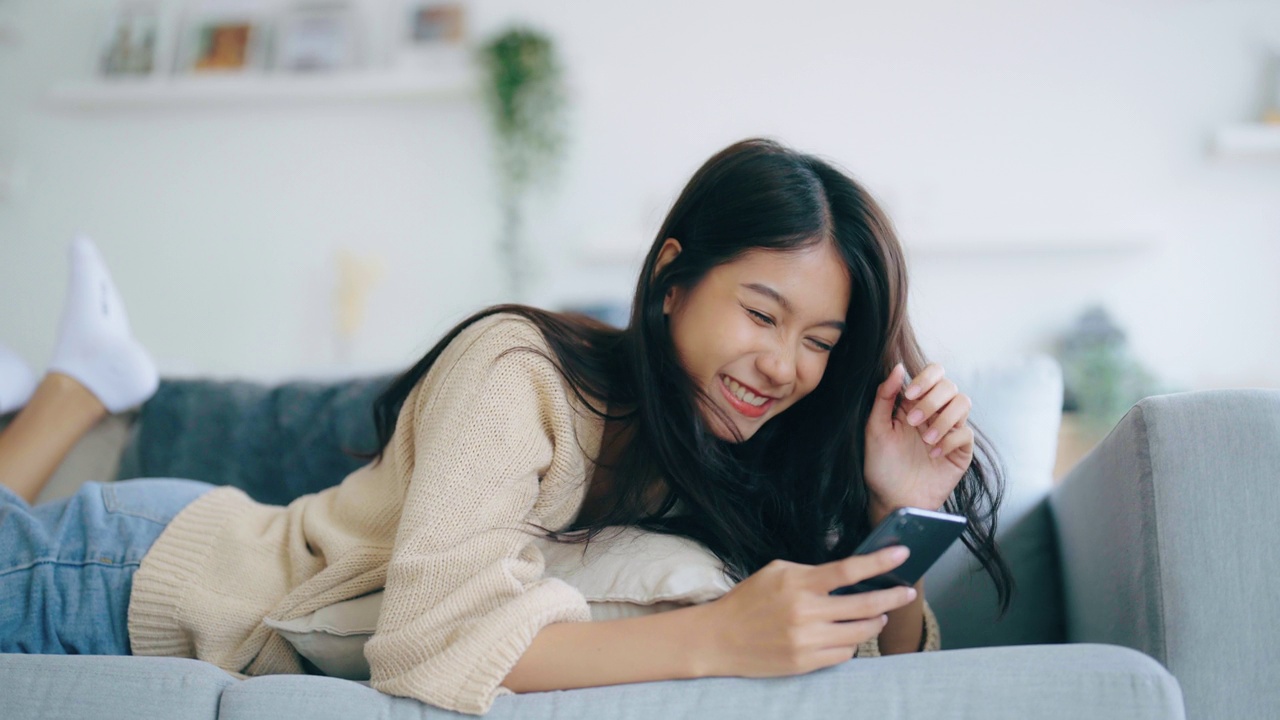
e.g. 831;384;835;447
799;355;828;393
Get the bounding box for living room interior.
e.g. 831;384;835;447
0;1;1277;719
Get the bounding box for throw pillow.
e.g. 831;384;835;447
265;525;736;680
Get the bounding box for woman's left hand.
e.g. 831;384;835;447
863;362;974;523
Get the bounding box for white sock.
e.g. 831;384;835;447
47;233;158;413
0;342;37;414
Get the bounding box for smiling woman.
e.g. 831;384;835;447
0;137;1011;716
657;239;850;441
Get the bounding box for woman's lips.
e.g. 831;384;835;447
718;374;776;419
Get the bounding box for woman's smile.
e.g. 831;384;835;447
717;373;777;418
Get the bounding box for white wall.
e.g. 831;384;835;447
1;0;1277;390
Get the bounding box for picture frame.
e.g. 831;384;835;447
392;1;467;72
272;2;361;74
407;2;464;45
98;2;161;78
173;1;270;75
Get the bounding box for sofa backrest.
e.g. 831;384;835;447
116;375;395;506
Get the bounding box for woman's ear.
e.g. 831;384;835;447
652;238;683;316
652;238;682;282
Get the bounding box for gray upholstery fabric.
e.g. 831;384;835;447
218;644;1181;720
114;376;393;505
0;654;235;720
1051;389;1280;720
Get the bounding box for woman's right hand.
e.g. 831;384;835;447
698;545;916;678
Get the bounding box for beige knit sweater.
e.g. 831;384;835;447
127;312;940;715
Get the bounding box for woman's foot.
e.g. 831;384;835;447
47;233;158;414
0;343;37;414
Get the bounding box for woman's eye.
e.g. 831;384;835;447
747;309;775;326
808;339;834;352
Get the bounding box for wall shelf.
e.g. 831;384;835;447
44;70;478;109
1211;123;1280;158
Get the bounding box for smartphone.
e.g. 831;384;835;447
828;507;967;595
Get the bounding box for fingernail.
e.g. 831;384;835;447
891;546;910;561
904;385;920;400
923;430;939;444
906;587;917;600
881;614;890;625
930;447;943;458
907;410;923;424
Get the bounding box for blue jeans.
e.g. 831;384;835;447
0;478;216;655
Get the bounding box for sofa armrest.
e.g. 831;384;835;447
1049;389;1280;720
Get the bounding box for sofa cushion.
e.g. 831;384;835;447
925;354;1068;648
215;644;1183;720
0;654;235;720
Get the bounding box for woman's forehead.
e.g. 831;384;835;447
712;245;851;315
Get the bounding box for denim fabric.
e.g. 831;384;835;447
0;478;215;655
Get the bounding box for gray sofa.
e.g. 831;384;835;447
1;362;1276;719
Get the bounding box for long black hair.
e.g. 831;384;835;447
364;137;1014;613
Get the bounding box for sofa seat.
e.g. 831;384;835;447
0;644;1183;720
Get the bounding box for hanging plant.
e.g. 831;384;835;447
478;26;567;300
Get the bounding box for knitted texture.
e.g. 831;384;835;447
854;598;943;657
128;313;604;714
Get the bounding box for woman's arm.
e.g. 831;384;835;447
876;578;925;654
502;602;716;693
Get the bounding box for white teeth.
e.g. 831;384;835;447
721;375;768;407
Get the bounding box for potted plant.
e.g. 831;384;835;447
477;26;567;300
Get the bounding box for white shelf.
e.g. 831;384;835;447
1211;123;1280;158
45;70;479;109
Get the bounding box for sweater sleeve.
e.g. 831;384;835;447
853;597;942;658
362;319;594;716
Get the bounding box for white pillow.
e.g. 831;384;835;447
264;525;736;680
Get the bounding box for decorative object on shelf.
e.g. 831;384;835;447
478;26;567;300
332;248;385;364
272;1;361;73
393;1;467;72
1051;306;1170;433
1266;39;1280;125
174;1;271;75
99;2;160;77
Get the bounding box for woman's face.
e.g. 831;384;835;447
659;238;852;442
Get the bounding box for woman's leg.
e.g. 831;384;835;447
0;234;158;504
0;374;107;504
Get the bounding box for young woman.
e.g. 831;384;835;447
0;138;1012;716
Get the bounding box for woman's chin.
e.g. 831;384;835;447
706;416;757;443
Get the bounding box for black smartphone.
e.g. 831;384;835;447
828;507;967;595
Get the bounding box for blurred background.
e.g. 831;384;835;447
1;1;1277;468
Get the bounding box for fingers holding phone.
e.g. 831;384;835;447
699;545;917;679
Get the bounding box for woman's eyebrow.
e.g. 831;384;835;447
741;282;846;331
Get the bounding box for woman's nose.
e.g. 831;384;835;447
757;343;797;390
